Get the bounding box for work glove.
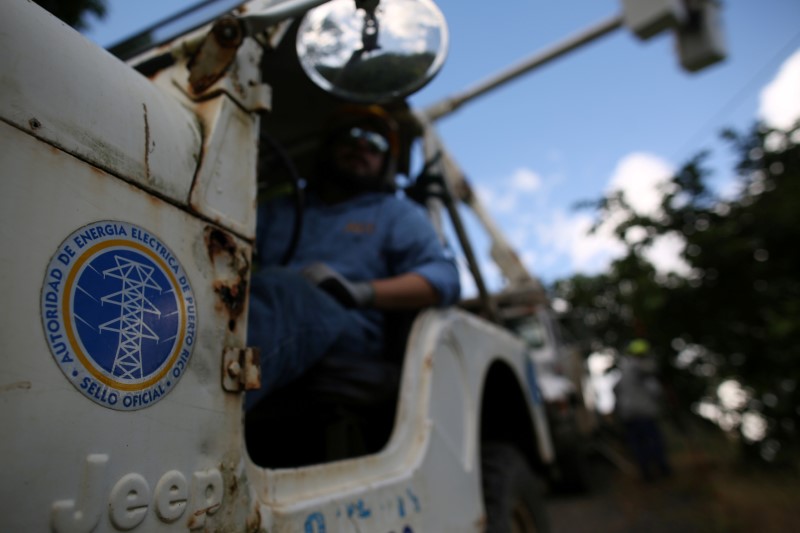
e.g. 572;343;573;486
301;262;376;308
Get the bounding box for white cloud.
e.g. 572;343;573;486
531;152;691;277
509;225;532;251
607;153;674;216
464;50;800;285
471;153;689;281
759;48;800;131
606;153;691;276
643;232;691;277
476;184;517;214
509;168;543;193
476;167;543;215
537;209;626;275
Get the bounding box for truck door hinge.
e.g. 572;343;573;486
222;347;261;392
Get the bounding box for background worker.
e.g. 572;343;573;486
614;339;672;481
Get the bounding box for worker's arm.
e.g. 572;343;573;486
302;263;442;310
371;272;440;310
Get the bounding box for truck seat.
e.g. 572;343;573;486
245;311;417;468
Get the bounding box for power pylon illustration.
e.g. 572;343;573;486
99;256;162;380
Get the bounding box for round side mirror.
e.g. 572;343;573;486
296;0;449;103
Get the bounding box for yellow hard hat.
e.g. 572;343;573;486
627;339;650;356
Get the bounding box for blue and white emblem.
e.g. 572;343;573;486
41;221;197;410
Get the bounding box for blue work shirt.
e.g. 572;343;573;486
254;190;461;357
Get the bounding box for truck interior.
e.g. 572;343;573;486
245;101;550;469
116;0;564;470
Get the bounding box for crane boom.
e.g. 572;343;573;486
422;14;625;122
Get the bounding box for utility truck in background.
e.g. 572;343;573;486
0;0;724;531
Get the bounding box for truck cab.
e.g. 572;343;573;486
1;1;556;531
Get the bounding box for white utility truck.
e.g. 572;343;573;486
0;1;559;531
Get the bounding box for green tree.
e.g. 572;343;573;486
33;0;107;31
555;121;800;465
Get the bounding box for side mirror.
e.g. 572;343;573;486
296;0;448;103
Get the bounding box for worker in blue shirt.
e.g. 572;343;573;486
246;105;460;408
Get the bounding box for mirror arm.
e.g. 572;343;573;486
360;11;380;52
355;0;380;12
353;1;381;53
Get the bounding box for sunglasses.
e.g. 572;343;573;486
339;127;390;154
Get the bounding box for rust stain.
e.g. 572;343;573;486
206;225;238;258
246;504;262;533
213;279;247;332
145;191;162;208
186;503;222;530
88;164;107;178
143;103;151;182
195;503;221;516
205;226;250;332
1;381;32;393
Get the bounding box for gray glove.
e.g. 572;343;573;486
301;262;375;308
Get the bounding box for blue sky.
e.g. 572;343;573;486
83;0;800;293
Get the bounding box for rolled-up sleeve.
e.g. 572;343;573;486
386;203;461;307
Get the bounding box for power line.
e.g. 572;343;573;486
671;29;800;162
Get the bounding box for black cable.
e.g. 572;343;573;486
258;132;306;266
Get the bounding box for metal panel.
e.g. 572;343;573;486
190;96;259;240
0;121;255;532
246;309;546;531
0;0;202;207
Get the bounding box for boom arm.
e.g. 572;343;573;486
416;116;546;319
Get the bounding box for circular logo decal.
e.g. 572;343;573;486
41;221;197;410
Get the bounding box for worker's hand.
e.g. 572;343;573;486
301;262;375;308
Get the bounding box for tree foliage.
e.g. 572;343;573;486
555;122;800;465
33;0;107;31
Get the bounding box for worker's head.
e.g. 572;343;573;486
315;105;399;193
626;339;651;357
